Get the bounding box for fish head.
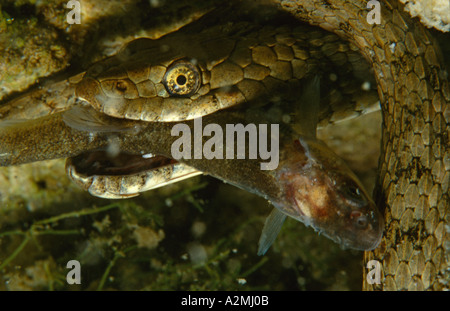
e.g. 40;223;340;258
275;136;384;251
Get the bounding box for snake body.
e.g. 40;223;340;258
74;17;378;124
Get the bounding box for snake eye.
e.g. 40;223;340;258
163;61;201;97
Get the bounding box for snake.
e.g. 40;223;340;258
0;0;448;290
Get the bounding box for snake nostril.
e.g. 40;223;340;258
115;81;128;92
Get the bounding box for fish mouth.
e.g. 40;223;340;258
333;211;384;251
362;214;384;251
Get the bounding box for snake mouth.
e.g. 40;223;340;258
66;150;201;199
68;150;177;177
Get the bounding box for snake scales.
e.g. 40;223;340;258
0;0;448;290
274;0;449;290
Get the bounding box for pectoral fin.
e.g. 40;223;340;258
257;208;287;256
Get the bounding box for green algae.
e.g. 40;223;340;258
0;5;67;99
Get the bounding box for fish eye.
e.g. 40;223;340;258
340;181;365;200
163;61;201;97
347;185;361;198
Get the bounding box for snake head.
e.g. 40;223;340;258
274;136;384;251
73;34;249;122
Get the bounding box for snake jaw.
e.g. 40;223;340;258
65;150;200;199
